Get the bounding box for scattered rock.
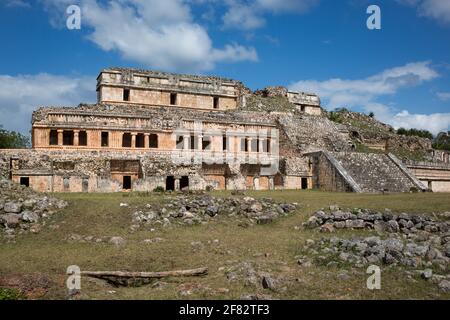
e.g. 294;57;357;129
109;236;126;246
131;194;297;227
438;280;450;293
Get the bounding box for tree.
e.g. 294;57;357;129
368;112;375;118
0;126;30;149
433;131;450;151
396;127;433;140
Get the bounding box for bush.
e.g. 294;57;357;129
153;186;165;193
397;128;433;140
0;125;30;149
0;288;24;300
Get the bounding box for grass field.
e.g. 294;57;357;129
0;190;449;300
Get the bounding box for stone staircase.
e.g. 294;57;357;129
329;152;427;193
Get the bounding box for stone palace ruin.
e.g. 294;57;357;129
1;67;449;193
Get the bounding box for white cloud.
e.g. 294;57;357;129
437;92;450;101
222;0;318;30
0;74;96;135
41;0;257;72
3;0;31;8
289;61;450;135
290;61;438;109
389;111;450;135
396;0;450;24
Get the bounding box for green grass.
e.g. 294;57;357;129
0;190;449;300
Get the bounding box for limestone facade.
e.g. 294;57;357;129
2;67;449;193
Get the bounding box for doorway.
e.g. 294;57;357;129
180;176;189;190
301;178;308;190
166;176;175;191
20;177;30;187
82;178;89;192
123;176;132;190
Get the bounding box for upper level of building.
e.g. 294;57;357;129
96;68;246;111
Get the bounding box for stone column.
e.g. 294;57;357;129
131;133;137;148
57;129;63;146
247;137;252;153
268;176;275;190
258;139;264;153
73;130;80;146
183;135;190;150
144;133;150;149
197;135;203;151
175;177;181;191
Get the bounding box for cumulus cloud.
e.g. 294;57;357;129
290;61;438;108
40;0;257;72
222;0;319;30
289;61;450;135
2;0;31;8
437;92;450;101
0;74;96;135
396;0;450;24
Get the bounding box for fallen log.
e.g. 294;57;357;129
81;267;208;287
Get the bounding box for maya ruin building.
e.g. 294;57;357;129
1;67;449;193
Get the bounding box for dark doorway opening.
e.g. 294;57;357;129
63;131;74;146
20;177;29;187
166;176;175;191
180;176;189;190
301;178;308;190
122;133;132;148
123;176;132;190
101;132;109;147
79;131;87;146
123;88;130;101
49;130;58;145
82;178;89;192
136;133;145;148
170;93;177;105
149;134;158;148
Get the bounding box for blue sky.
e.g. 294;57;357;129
0;0;449;135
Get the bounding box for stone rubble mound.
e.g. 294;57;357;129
304;205;450;235
300;234;450;293
300;205;450;293
0;179;68;238
131;194;298;227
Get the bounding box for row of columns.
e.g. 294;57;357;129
56;129;82;146
179;135;271;152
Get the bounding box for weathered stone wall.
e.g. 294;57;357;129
405;161;450;192
330;152;420;193
97;68;244;111
309;152;354;192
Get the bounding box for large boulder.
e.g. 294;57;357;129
0;214;21;228
3;202;22;214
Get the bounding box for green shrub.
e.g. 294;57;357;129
0;288;24;300
153;186;165;193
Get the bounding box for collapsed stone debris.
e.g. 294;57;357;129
0;179;67;239
304;206;449;235
300;205;450;293
129;194;298;227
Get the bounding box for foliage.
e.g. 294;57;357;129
153;186;165;193
0;125;30;149
432;131;450;151
0;288;24;300
368;112;375;118
396;127;433;140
